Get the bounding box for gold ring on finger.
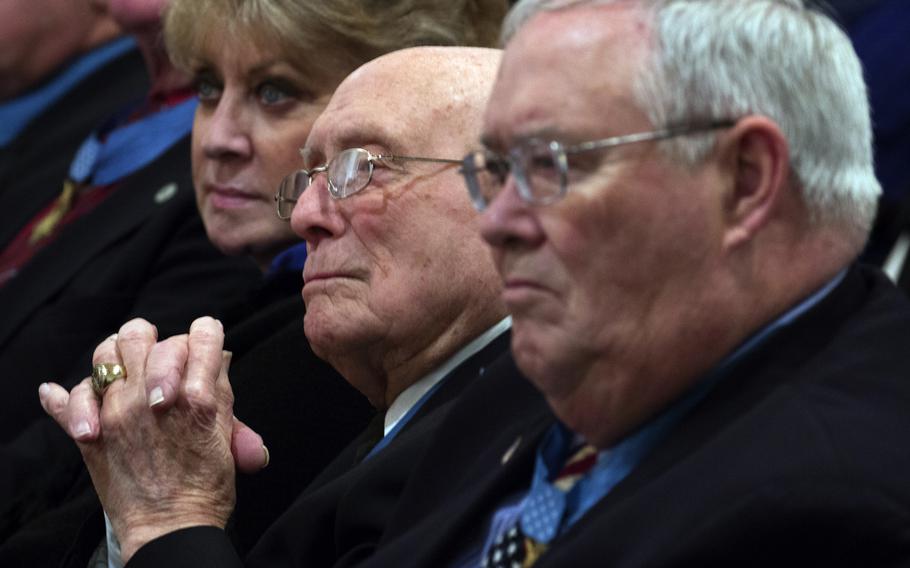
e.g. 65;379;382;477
91;363;126;397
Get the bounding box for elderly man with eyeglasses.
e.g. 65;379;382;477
38;46;509;567
344;0;910;566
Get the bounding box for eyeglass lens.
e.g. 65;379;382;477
277;171;309;219
463;142;566;211
327;149;373;199
277;148;376;219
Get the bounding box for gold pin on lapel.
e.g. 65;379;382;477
29;180;77;244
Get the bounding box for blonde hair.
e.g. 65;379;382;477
165;0;507;85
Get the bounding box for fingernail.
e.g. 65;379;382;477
190;316;219;332
38;383;50;399
222;351;233;372
148;386;165;407
73;421;92;439
262;445;270;469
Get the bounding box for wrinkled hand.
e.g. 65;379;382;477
39;317;266;561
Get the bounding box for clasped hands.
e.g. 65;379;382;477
38;317;268;562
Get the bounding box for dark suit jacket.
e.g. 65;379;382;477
225;276;375;554
125;331;512;568
0;45;148;207
366;264;910;567
0;136;261;443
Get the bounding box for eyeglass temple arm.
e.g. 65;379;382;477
376;154;463;165
567;119;737;154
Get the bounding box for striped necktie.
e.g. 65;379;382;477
484;444;598;568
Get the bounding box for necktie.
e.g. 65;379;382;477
483;444;597;568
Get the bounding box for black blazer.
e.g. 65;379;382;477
0;135;261;443
124;331;512;568
225;279;376;554
366;265;910;567
0;45;148;210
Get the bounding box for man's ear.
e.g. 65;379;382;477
720;116;790;250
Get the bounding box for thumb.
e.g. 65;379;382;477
231;416;269;474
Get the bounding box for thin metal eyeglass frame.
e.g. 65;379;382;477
461;120;737;211
275;147;462;220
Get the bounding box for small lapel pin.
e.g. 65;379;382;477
154;182;178;204
501;436;522;465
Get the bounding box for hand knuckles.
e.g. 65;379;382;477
100;391;134;426
49;393;70;415
92;342;117;364
146;359;181;384
190;316;222;332
100;405;131;435
189;327;222;347
118;323;156;345
184;383;214;407
72;378;93;397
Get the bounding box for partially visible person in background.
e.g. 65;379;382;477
0;0;146;204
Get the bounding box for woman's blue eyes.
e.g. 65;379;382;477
193;75;295;107
195;77;221;101
257;82;290;105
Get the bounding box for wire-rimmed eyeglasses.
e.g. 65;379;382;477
275;147;461;220
459;120;737;211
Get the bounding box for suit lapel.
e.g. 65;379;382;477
0;137;191;348
372;354;555;566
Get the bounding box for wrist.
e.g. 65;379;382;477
119;519;226;563
116;503;232;563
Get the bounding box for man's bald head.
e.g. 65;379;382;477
306;46;500;165
293;46;505;408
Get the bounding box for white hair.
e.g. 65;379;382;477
503;0;881;240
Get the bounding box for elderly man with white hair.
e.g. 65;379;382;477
355;0;910;566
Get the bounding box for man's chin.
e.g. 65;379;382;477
511;330;558;390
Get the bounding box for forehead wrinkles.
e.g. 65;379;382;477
311;101;440;166
303;110;398;170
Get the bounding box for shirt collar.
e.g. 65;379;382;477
384;316;512;436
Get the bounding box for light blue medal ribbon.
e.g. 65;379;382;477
29;97;197;244
68;97;197;185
